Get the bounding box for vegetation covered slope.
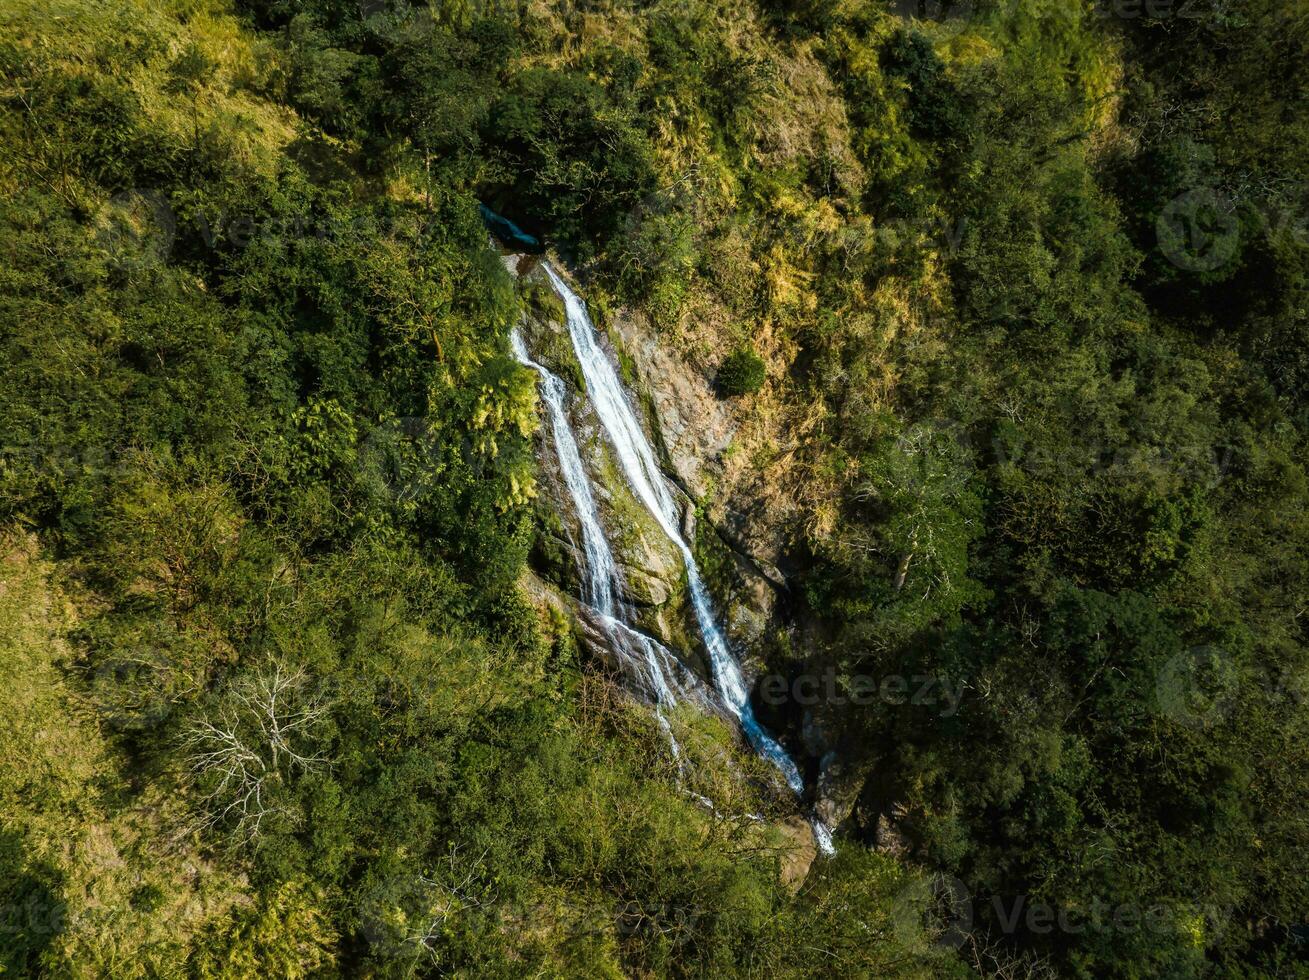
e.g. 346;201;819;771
0;0;1306;976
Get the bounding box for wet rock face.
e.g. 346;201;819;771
516;265;579;387
605;309;795;676
508;252;804;714
528;497;583;599
609;312;736;502
621;562;673;608
815;750;867;830
508;257;703;679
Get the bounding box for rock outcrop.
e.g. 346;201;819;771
509;253;803;688
508;251;846;862
605;308;797;671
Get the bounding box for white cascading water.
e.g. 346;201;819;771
509;330;618;618
509;329;681;741
519;261;833;855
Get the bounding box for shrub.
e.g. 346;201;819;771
716;348;767;397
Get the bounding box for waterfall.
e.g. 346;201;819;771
514;260;834;856
509;330;619;618
510;329;681;743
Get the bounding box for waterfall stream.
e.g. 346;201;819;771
509;329;681;730
513;260;834;856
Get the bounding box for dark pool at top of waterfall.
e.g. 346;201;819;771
479;203;544;253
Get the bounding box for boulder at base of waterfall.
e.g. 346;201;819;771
815;750;870;830
803;708;877;832
776;816;819;892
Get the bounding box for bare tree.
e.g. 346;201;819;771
181;663;334;846
964;930;1058;980
409;845;498;962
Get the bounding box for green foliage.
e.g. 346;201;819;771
0;2;953;976
486;67;657;255
880;28;969;142
193;880;337;979
1;0;1306;976
716;348;767;397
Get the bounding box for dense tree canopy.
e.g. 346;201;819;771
1;0;1305;976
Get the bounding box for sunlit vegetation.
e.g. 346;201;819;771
1;0;1305;975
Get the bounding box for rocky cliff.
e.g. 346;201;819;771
506;251;879;840
508;253;793;680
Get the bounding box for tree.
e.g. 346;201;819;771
182;663;334;847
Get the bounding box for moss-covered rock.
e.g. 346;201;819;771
522;275;565;323
529;496;583;598
518;270;586;392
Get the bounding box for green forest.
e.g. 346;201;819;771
1;0;1306;976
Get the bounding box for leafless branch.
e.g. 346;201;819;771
181;663;334;847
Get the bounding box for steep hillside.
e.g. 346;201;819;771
1;0;1306;976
